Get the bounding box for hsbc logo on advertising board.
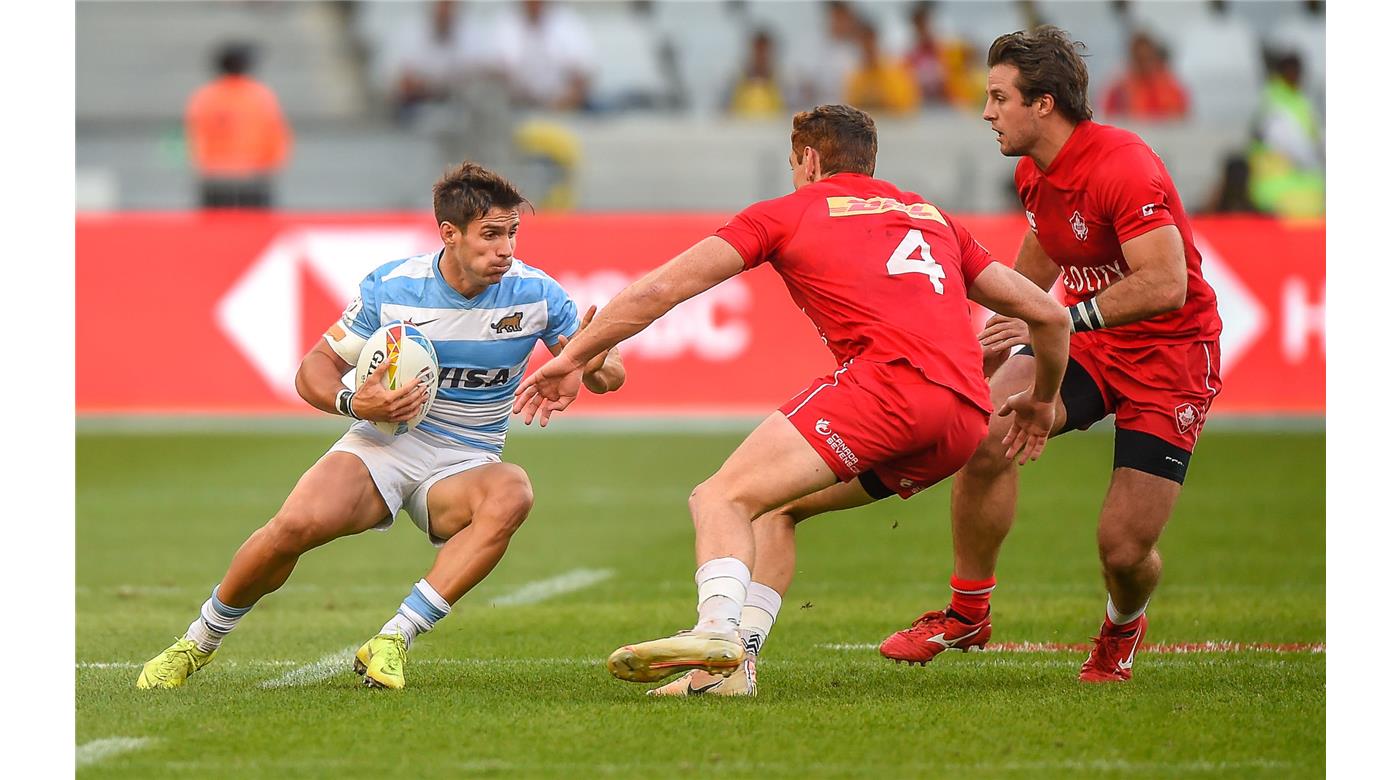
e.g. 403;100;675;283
554;270;751;362
216;228;754;397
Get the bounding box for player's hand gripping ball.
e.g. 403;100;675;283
355;321;439;436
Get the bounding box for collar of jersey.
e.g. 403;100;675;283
1040;120;1093;180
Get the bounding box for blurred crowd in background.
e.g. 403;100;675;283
75;0;1324;218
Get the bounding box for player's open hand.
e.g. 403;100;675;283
980;315;1030;356
513;354;585;427
352;358;429;423
997;389;1055;466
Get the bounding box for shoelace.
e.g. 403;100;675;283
908;610;950;629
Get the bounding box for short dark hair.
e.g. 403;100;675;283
791;104;878;176
987;26;1093;123
432;161;530;229
215;42;253;76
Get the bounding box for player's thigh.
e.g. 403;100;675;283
699;411;841;518
424;461;534;540
1098;466;1182;562
777;477;885;525
989;349;1105;442
274;452;391;542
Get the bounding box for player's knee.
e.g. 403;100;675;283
689;479;763;525
482;466;535;536
262;510;324;556
964;433;1016;479
1098;537;1154;572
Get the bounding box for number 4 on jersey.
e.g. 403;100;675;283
886;229;945;293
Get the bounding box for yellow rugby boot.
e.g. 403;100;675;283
647;652;757;696
606;630;743;683
353;633;408;689
135;638;216;689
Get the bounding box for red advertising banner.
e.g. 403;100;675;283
76;213;1323;416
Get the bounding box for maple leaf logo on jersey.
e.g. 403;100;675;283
1175;403;1199;434
815;419;832;436
1070;211;1089;241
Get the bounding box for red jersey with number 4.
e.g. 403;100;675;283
714;172;994;413
1015;121;1221;344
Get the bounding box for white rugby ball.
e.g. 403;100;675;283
354;321;440;436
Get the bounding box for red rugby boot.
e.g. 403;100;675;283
1079;613;1148;682
879;609;991;665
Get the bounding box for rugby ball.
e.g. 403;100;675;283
354;321;440;436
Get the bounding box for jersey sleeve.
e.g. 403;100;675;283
324;271;380;364
1096;144;1177;244
541;279;581;346
948;214;997;284
713;194;798;270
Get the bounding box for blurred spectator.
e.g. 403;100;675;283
1102;31;1189;120
1201;153;1257;215
798;1;864;106
185;42;292;209
845;21;919;115
1248;49;1324;218
727;29;786;118
904;1;982;109
489;0;596;111
1265;0;1325;111
382;0;492;124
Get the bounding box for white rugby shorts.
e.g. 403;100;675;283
327;421;500;546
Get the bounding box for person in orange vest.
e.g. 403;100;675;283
185;43;292;208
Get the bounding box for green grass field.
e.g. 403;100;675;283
76;425;1324;778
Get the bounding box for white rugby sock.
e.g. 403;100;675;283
739;581;782;656
693;557;750;635
1106;595;1148;626
183;586;252;654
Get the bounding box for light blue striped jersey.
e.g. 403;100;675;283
342;250;579;453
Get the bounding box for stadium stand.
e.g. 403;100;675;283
74;0;1321;213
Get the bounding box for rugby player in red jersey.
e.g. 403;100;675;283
514;104;1071;695
878;27;1224;682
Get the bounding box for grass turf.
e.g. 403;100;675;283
76;427;1324;778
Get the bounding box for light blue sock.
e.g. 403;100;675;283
381;580;451;647
185;586;253;653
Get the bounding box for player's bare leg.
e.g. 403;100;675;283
880;355;1069;665
138;453;388;688
420;463;534;603
357;462;535;689
950;354;1070;580
219;453;390;606
651;480;878;696
1079;467;1179;682
610;412;837;684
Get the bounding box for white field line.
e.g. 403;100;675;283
78;660;300;670
76;737;153;768
257;644;360;689
488;568;614;606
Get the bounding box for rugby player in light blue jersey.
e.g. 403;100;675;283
137;161;625;690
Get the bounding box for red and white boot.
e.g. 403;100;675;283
1079;613;1148;682
878;609;991;665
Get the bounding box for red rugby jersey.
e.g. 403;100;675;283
1014;121;1221;344
715;172;994;413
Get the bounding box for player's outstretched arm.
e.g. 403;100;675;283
514;237;743;426
552;305;627;395
968;263;1070;464
294;340;426;424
